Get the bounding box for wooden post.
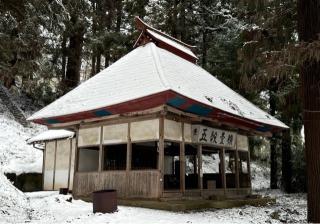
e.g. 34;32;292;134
52;140;57;190
198;145;203;195
72;126;79;194
247;148;252;192
221;148;226;195
235;150;240;189
126;122;131;171
67;139;73;191
42;142;46;190
180;122;185;194
98;126;103;172
158;117;165;198
125;122;131;198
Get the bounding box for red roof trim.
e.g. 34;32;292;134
31;90;282;133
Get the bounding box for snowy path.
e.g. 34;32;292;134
13;191;306;224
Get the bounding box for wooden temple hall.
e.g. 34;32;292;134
28;18;288;200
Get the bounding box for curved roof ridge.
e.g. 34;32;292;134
149;43;170;89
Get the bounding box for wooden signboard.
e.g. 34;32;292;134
191;125;236;149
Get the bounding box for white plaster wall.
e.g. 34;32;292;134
43;141;55;190
103;123;128;144
78;148;99;172
54;139;71;190
78;127;101;147
69;139;76;189
184;123;192;143
237;135;249;151
164;119;182;141
130;119;159;142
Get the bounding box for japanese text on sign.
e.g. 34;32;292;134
192;125;236;149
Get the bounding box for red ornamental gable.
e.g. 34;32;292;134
134;17;198;63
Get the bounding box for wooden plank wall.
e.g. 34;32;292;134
73;170;160;198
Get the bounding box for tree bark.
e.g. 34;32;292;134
61;31;67;81
91;53;96;77
96;51;101;73
269;90;278;189
64;14;85;93
202;30;207;68
115;0;122;33
298;0;320;222
171;0;178;38
281;127;292;193
179;0;186;42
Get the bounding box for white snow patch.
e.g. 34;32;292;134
251;161;270;191
27;129;74;144
0;172;31;223
0;114;45;174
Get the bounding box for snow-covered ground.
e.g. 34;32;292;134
0;159;307;224
0;189;305;224
0;172;31;223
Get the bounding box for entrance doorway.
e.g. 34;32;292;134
164;141;180;190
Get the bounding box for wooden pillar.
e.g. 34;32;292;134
42;142;46;190
158;116;165;198
67;138;73;190
126;122;131;198
180;122;185;194
52;140;57;190
197;145;203;194
235;149;240;189
126;122;131;171
220;148;226;195
72;126;79;195
247;148;252;192
98;126;103;172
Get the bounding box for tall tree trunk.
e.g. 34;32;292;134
91;53;96;77
171;0;178;38
61;31;67;82
281;122;292;193
64;15;85;93
104;53;110;68
96;51;101;73
202;30;207;68
269;90;278;189
90;1;97;77
298;0;320;222
115;0;122;33
179;0;186;41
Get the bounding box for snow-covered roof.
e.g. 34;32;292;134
28;42;287;130
27;130;74;144
146;29;197;59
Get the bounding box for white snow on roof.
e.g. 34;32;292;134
146;29;197;59
27;129;74;144
28;42;287;129
28;43;168;120
156;46;288;128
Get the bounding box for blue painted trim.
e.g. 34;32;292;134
256;126;271;132
45;118;61;124
185;104;212;116
94;109;112;117
167;97;187;108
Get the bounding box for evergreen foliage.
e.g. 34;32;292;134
0;0;306;192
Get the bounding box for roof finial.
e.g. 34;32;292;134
133;17;198;63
